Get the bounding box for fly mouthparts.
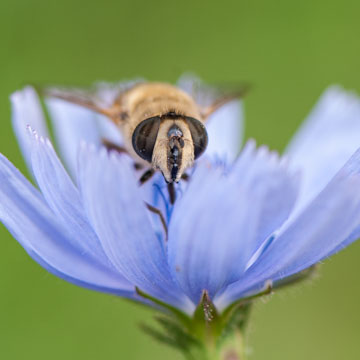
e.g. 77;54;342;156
171;163;179;182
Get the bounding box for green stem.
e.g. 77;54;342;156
218;329;247;360
189;333;247;360
187;325;247;360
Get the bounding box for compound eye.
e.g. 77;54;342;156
132;117;161;162
186;117;208;159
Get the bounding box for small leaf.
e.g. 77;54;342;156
140;323;184;351
136;287;192;329
221;280;273;321
155;316;201;349
140;316;203;360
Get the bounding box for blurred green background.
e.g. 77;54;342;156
1;0;360;359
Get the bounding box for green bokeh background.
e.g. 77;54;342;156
1;1;360;359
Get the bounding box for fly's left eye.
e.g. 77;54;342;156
132;117;161;162
185;117;208;159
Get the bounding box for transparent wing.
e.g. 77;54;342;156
43;79;145;122
177;74;250;119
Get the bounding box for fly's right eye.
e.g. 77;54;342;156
185;117;208;159
132;117;161;162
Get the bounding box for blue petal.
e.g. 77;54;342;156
0;154;134;296
286;86;360;211
217;148;360;309
327;223;360;257
28;128;124;271
78;146;193;312
233;142;300;262
45;98;102;178
11;87;50;174
168;143;299;304
205;100;243;162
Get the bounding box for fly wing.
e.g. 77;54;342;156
201;86;250;119
177;74;250;120
44;87;107;114
42;80;144;123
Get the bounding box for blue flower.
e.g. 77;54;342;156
3;78;360;316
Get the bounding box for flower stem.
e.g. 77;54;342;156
219;330;247;360
193;326;247;360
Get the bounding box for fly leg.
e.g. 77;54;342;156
102;138;128;154
140;170;178;205
181;173;190;181
102;138;187;205
139;169;155;185
102;138;143;171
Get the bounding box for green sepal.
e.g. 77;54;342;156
221;280;273;322
135;287;192;329
140;322;185;351
191;290;221;341
155;316;200;349
140;315;201;359
273;265;318;290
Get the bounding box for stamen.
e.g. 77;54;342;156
145;202;168;241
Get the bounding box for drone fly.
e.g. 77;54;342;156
46;81;245;189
